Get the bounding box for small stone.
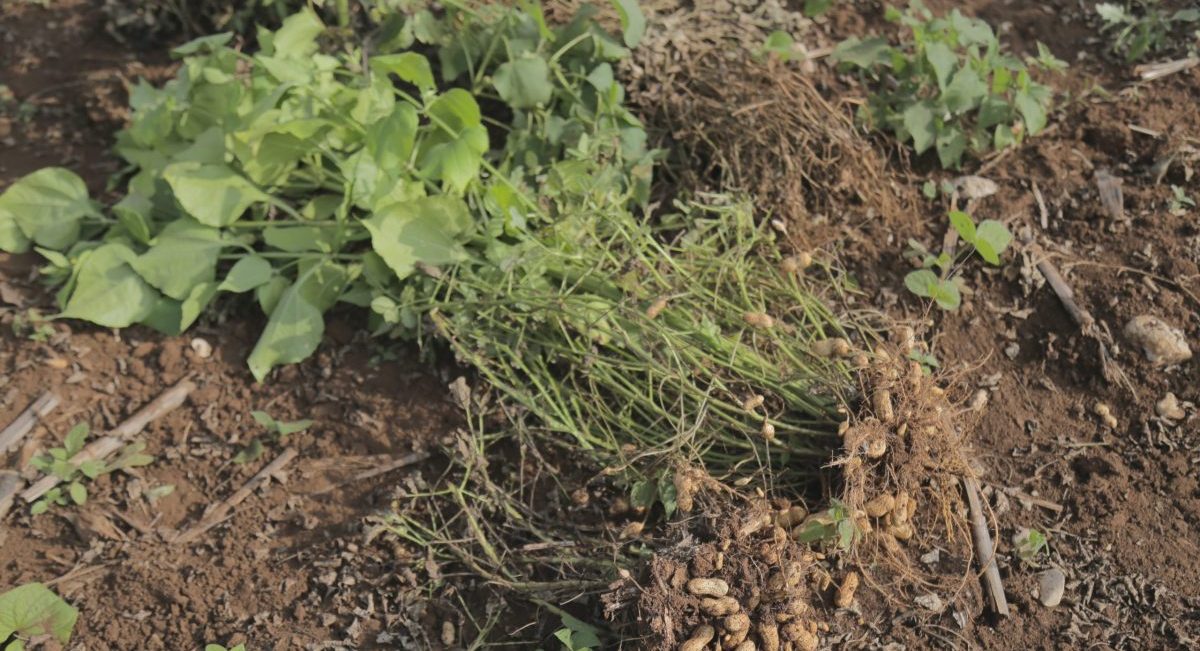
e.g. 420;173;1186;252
1124;315;1192;366
1156;393;1185;420
1038;568;1066;607
951;175;999;200
914;593;944;612
1004;342;1020;359
920;549;940;565
189;337;213;359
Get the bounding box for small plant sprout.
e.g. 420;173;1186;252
10;309;55;342
1168;185;1195;215
553;613;602;651
1013;527;1049;564
832;1;1065;167
1096;2;1200;62
904;210;1012;310
234;410;314;464
28;423;153;515
793;498;861;550
0;583;78;648
759;30;799;62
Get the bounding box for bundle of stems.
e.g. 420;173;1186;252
426;195;865;488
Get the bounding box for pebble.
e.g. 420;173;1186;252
189;337;213;359
1156;393;1185;420
1039;568;1066;607
914;593;944;612
1123;315;1192;366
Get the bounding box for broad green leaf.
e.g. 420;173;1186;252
113;193;153;245
931;279;961;310
1095;3;1129;24
0;167;96;250
902;102;936;153
924;42;957;89
608;0;646;47
371;53;436;91
629;479;656;509
251;411;277;429
0;208;30;253
1014;89;1047;134
426;88;482;133
172;32;233;56
367;103;419;171
271;9;324;58
419;124;490;192
0;583;78;643
247;282;325;382
586;63;615;91
256;275;289;314
974;220;1012;265
942;67;986;114
363;196;471;280
132;219;225;300
78;459;105;479
904;269;939;298
64;423;89;457
141;281;219;335
30;500;49;516
978;95;1012;129
831;37;892;68
163;162;270;227
220;255;273;293
68;482;87;505
935;128;967;168
761;31;795;60
493;57;554;109
276;418;313;436
232;438;264;464
948;210;976;244
60;244;159;328
264;225;336;253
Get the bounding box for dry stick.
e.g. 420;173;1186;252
1135;57;1199;81
21;379;195;503
0;391;61;455
307;451;431;496
172;448;297;545
963;476;1010;617
0;470;21;519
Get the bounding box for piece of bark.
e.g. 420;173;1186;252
21;380;194;503
0;391;61;456
964;476;1010;617
172;448;297;544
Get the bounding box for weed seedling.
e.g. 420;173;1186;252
903;210;1012;310
10;308;55;342
793;498;860;549
1168;185;1195;215
1097;2;1200;61
28;423;153;514
234;410;313;464
832;1;1065;167
0;583;77;648
1013;527;1049;564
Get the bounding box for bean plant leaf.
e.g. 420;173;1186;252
68;482;87;505
220;255;273;293
831;37;892;67
903;102;936;153
276;418;313;436
974;220;1012;265
924;42;957;89
64;423;89;456
363;196;471;280
247;282;325;382
608;0;646;47
948;210;976;244
60;244;160;327
493;57;554;108
904;269;940;298
0;167;96;251
0;583;78;643
132;219;226;300
1014;89;1047;134
371;52;436;91
367;103;419;172
163;162;271;227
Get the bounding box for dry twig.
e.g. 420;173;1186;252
172;448;297;544
964;476;1010;617
0;391;61;455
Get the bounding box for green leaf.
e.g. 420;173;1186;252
367;103;419;172
586;63;615;91
974;220;1012;265
1095;3;1129;24
64;422;89;457
419;124;490;192
831;37;892;68
948;210;977;244
0;584;78;643
78;459;106;479
935;127;967;168
276;418;314;436
942;67;986;114
761;31;795;60
903;102;936;153
60;243;159;328
113;193;154;245
163;162;270;227
232;438;264;464
803;0;833;17
270;9;324;59
220;255;273;293
629;479;656;509
0;167;96;251
256;275;289;315
371;53;436;92
1014;89;1047;135
608;0;646;47
172;32;233;56
931;279;961;310
251;411;277;429
247;262;347;381
904;269;940;298
0;206;29;253
924;42;957;90
30;500;49;516
426;88;482;133
493;57;554;109
132;219;225;300
363;196;471;280
263;226;337;253
68;482;87;506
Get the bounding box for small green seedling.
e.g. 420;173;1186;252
793;498;860;550
234;410;314;464
759;30;799;62
9;309;55;343
1096;2;1200;62
904;210;1012;310
552;613;602;651
832;1;1065;168
628;470;680;520
1168;185;1195;215
1013;527;1049;563
205;645;247;651
28;423;153;514
0;583;78;649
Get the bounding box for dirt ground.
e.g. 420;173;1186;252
1;0;1198;650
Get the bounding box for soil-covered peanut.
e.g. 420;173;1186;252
701;596;742;616
865;493;895;517
758;621;780;651
775;505;808;529
724;612;751;633
834;571;859;608
782;621;819;651
679;624;715;651
688;577;730;597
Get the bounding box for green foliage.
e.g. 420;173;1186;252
793;498;859;549
235;410;313;463
1;3;653;382
1096;2;1200;62
9;309;55;342
1168;185;1195;214
903;210;1011;310
1014;527;1049;563
0;583;77;649
552;614;602;651
28;423;153;515
832;1;1065;168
